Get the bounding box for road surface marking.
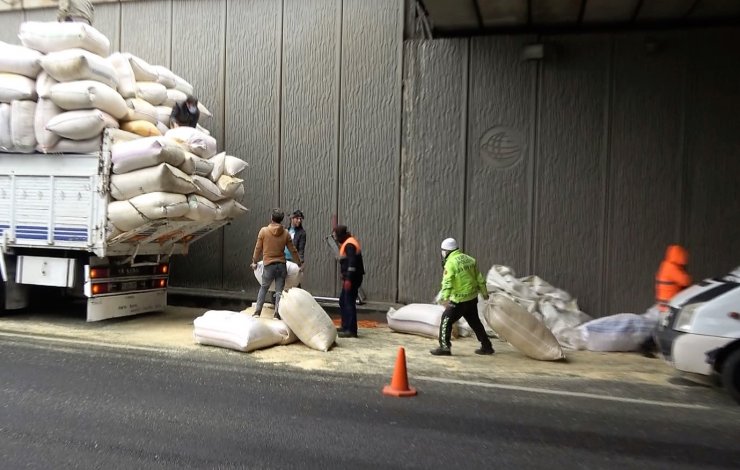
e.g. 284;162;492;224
416;376;710;410
0;331;174;354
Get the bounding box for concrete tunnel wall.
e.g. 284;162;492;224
0;1;738;317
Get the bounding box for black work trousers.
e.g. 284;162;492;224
438;298;492;350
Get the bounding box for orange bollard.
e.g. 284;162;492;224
382;347;417;397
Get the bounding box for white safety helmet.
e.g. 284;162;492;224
441;238;458;251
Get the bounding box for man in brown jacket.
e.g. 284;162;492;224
251;209;302;319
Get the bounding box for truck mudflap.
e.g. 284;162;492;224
87;289;167;322
104;218;230;257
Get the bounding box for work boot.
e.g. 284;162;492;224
430;347;451;356
338;331;357;338
252;312;261;318
475;345;495;355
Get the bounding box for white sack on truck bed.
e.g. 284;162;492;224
191;175;224;201
0;103;13;151
0;42;43;78
165;127;217;159
108;192;189;231
50;80;128;119
193;310;286;353
184;195;219;222
179;153;214;177
34;99;63;150
41;49;118;89
387;303;458;339
173;74;194;96
11;100;37;153
217;175;243;199
40;135;101;154
0;73;37;103
223;155;248;177
484;294;565;361
109;163;197;200
125;54;158;82
36;72;58;100
135;81;167;106
216;199;247;220
153;65;177;89
163;88;187;108
279;288;336;352
122;98;158;124
19;21;110;57
111;136;186;174
45;109;118;140
108;53;136;99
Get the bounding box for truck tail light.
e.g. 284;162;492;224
156;278;167;288
91;283;109;295
157;263;169;275
90;268;110;279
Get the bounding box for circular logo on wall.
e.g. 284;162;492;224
479;126;524;169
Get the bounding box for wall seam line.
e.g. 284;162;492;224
461;38;471;249
277;0;284;208
394;0;405;303
599;35;615;316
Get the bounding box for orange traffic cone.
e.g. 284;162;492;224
382;347;417;397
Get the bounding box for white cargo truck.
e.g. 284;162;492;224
0;130;228;321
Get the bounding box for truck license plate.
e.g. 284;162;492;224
122;281;138;291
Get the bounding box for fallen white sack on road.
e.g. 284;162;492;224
253;261;303;291
279;288;336;352
486;265;592;347
387;303;459;339
193;310;286;352
561;311;659;352
484;294;565;361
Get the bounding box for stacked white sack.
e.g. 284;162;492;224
107;135;248;235
0;41;42;153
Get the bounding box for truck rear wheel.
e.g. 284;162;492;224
722;348;740;405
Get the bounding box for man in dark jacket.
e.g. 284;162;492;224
170;96;200;128
333;225;364;338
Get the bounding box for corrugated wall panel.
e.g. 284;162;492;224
604;33;685;314
222;0;282;293
93;2;121;53
121;0;171;66
0;11;24;43
465;35;536;278
399;39;468;303
684;29;740;281
169;0;226;289
338;0;402;300
534;35;610;315
280;0;340;297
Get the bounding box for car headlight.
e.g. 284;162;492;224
674;302;705;332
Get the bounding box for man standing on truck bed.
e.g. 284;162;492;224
58;0;94;25
251;209;302;319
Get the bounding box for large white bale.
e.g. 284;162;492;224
0;103;13;151
45;109;118;140
185;195;219;222
123;98;158;124
38;135;101;154
111;136;186;174
208;152;225;182
0;73;37;103
217;175;243;199
36;72;59;100
50;80;129;119
108;53;136;98
215;199;248;220
19;21;110;56
165;126;217;158
193;311;286;352
136;81;167;106
108;192;189;231
109;163;197;200
34;98;63;150
192;175;224;201
11;100;37;153
253;261;303;291
386;304;458;339
279;288;336;352
41;49;118;89
0;41;43;78
484;294;565;361
125;54;158;82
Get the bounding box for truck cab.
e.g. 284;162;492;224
656;267;740;404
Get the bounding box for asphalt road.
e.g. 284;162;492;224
1;337;739;469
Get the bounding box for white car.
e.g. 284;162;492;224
656;267;740;404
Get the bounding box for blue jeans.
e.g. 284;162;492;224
255;263;287;315
339;284;359;334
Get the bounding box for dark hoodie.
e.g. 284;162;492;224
252;223;301;266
